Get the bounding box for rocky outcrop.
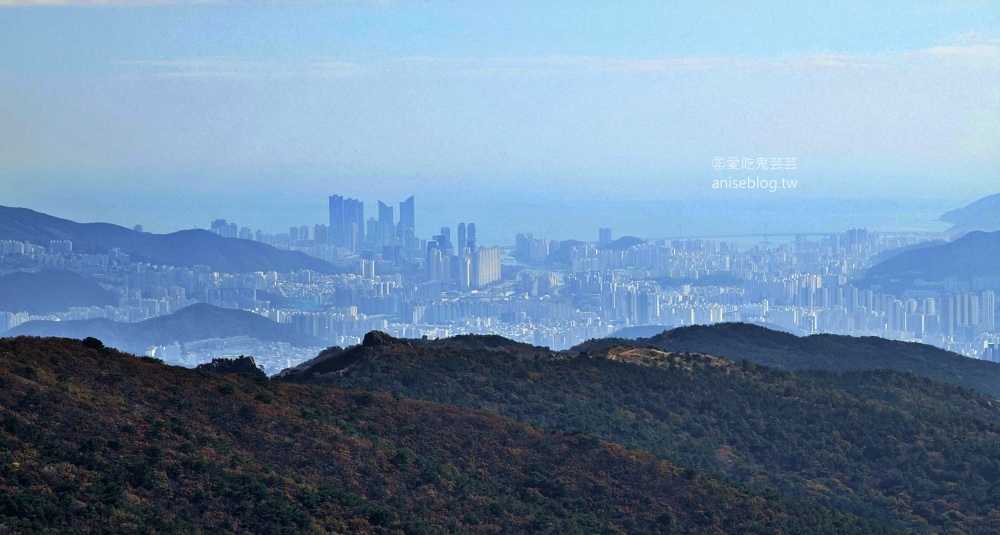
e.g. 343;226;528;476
362;330;410;348
196;355;266;379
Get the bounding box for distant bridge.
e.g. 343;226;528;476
495;231;943;250
646;230;945;241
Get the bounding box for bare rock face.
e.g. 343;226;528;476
196;355;266;378
362;331;407;348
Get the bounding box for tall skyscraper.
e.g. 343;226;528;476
329;195;364;252
426;240;447;282
398;195;415;240
458;255;471;289
472;246;501;288
378;201;395;246
515;232;532;262
599;227;612;247
313;224;329;244
439;227;452;255
466;223;477;250
942;293;956;338
982;291;996;332
365;217;380;248
211;219;238;238
457;223;467;256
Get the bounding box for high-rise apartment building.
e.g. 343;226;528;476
398;196;415;240
378;201;395;246
472;246;501;289
982;291;996;332
599;227;612;247
466;223;476;250
457;223;467;256
329;195;364;252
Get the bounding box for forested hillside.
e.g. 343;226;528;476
283;332;1000;533
0;336;882;534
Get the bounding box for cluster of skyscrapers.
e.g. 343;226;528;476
4;200;1000;368
328;194;415;254
325;195;499;288
196;203;1000;359
207;194;502;289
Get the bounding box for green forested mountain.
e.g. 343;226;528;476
574;322;1000;397
282;332;1000;533
0;336;883;534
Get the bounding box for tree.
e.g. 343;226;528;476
82;337;105;350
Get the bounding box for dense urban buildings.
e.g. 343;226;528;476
1;195;998;375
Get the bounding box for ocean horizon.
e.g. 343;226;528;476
12;194;961;249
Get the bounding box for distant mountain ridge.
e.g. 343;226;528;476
0;336;882;534
869;238;948;264
608;324;675;339
574;321;1000;398
608;235;645;250
940;193;1000;233
280;329;1000;532
6;303;323;353
863;230;1000;290
277;330;554;382
0;205;341;273
0;269;117;315
608;321;797;340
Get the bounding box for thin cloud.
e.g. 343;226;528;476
0;0;382;6
907;35;1000;68
114;37;999;80
1;0;236;5
914;0;991;14
114;57;364;78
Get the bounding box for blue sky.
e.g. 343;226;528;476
1;1;998;233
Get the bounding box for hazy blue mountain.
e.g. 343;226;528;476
0;205;341;273
607;235;645;250
863;230;1000;290
0;269;117;315
940;193;1000;232
607;321;797;340
574;321;1000;398
545;239;585;265
870;238;948;264
607;324;674;339
6;303;322;353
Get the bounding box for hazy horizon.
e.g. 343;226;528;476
4;5;1000;533
2;192;966;248
2;2;999;216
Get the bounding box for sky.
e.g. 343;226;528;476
1;1;999;236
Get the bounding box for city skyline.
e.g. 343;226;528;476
4;4;1000;530
1;0;998;364
3;197;997;369
24;193;966;249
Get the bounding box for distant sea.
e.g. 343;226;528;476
413;197;956;247
54;194;961;249
5;167;978;248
